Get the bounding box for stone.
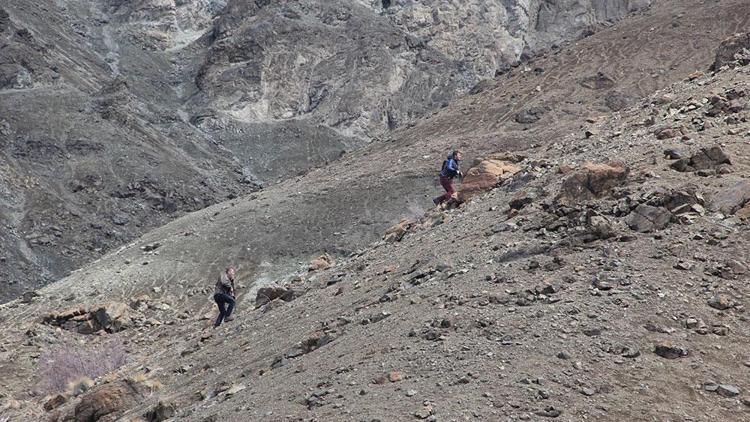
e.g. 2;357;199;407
708;295;732;310
712;32;750;70
129;294;151;312
581;387;596;396
515;106;546;124
592;277;613;291
556;162;628;205
414;403;434;419
70;380;146;422
655;126;687;140
711;324;729;336
309;254;334;271
663;149;683;159
654;342;689;359
384;219;415;243
225;384;246;396
457;156;521;202
77;319;103;335
255;285;297;307
704;382;719;392
557;351;571;360
509;190;537;210
44;394;67;411
625;204;672;232
144;400;176;422
388;371;404;382
52;306;88;321
671;146;731;173
711;181;750;215
92;302;142;333
716;384;740;398
736;203;750;220
622;346;641;358
112;214;129;226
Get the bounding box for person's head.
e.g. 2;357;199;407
226;267;236;280
452;150;462;161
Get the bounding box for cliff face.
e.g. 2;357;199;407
0;0;649;301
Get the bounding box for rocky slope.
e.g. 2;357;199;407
0;0;652;302
0;1;749;421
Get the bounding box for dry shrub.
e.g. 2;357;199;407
37;338;128;394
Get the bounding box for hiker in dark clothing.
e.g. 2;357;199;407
433;150;463;205
214;267;236;328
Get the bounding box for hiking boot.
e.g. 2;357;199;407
433;197;441;205
224;316;235;322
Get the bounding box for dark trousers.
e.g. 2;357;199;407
434;176;455;204
214;293;235;327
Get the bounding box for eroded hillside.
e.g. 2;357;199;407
0;0;749;421
0;0;652;302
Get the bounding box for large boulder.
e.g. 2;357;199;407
670;146;731;173
712;32;750;70
710;181;750;215
71;380;147;422
625;204;672;232
457;157;521;202
92;302;142;333
556;162;628;205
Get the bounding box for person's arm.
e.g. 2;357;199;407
447;159;458;174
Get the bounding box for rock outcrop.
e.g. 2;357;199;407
712;32;750;70
457;157;522;202
556;162;629;205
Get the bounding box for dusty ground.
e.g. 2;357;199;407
0;0;749;421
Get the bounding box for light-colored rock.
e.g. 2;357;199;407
457;157;521;202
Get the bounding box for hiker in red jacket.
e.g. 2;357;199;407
433;150;463;205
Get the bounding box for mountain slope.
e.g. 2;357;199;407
0;0;653;302
0;0;749;420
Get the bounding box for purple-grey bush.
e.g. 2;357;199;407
37;338;128;393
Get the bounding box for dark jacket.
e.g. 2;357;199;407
215;272;234;296
439;155;461;179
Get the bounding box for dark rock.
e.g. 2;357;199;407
625;204;672;232
712;32;750;70
671;146;731;173
44;394;68;411
70;380;147;422
654;342;689;359
707;294;733;310
663;149;683;160
655;126;687;140
144;400;176;422
711;181;750;215
716;384;740;397
515;107;546;124
556;162;628;205
535;406;562;418
255;285;297;307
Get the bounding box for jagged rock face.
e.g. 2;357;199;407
0;0;647;302
195;0;653;137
